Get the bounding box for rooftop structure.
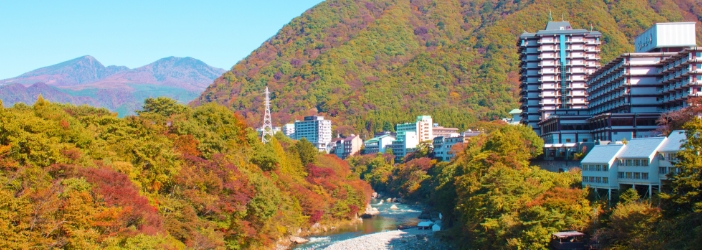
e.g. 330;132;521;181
634;22;697;53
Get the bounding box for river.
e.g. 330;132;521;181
292;199;423;249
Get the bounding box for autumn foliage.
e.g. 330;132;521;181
0;98;370;249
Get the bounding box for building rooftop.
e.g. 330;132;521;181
509;109;522;114
619;137;666;159
581;144;625;164
659;130;686;152
520;21;601;38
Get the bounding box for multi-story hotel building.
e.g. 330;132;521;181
518;21;602;135
293;116;332;151
584;22;699;141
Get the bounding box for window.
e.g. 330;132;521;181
634;172;641;179
596;165;601;171
589;177;595;182
626;172;632;179
626;159;633;166
603;177;608;183
659;167;668;174
642;160;648;166
603;164;608;172
642;173;649;180
634;159;641;166
596;177;601;183
619;172;625;178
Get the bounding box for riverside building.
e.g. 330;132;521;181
293;116;332;152
518;21;602;136
525;22;699;160
581;130;686;200
585;22;699;141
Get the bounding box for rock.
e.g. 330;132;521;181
390;204;399;210
290;236;309;244
311;222;321;229
297;228;302;234
386;198;392;202
372;192;378;198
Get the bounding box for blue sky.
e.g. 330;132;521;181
0;1;325;79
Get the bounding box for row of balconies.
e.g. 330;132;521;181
661;57;701;72
660;92;702;103
660;80;702;93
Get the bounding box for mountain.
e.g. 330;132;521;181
193;0;702;138
0;56;129;86
75;57;226;91
0;56;226;116
0;82;99;107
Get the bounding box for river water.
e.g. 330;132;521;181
292;199;423;249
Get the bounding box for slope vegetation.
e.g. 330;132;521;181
0;98;370;249
195;0;702;137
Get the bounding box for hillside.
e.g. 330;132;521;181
0;98;371;249
0;56;225;116
194;0;702;138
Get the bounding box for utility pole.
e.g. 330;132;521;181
261;86;274;144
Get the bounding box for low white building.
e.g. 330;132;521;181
389;131;418;161
432;131;482;162
282;123;295;137
363;133;396;154
581;130;686;200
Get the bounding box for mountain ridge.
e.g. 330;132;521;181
0;56;226;116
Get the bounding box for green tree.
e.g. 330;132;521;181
293;138;318;166
138;97;190;117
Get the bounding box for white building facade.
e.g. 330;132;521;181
581;130;686;200
293;116;332;151
363;134;396;154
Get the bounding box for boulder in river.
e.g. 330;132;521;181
290;236;309;244
386;198;393;202
390;204;399;210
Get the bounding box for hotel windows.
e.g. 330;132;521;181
626;159;633;166
618;172;625;178
596;177;602;183
642;173;649;180
634;173;641;179
626;172;632;179
603;177;608;183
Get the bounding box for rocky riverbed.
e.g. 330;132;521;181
324;228;449;250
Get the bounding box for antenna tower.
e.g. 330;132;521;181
261;86;274;144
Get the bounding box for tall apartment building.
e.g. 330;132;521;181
293;116;332;151
518;21;602;135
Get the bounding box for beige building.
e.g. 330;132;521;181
334;134;363;159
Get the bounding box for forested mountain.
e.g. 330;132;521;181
0;56;225;116
194;0;702;137
0;97;371;249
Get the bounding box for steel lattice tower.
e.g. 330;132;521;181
261;86;274;144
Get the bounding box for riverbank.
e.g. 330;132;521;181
324;228;449;250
